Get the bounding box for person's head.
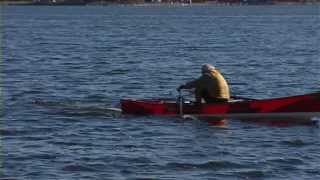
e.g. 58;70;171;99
201;64;215;74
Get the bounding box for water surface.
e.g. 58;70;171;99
2;5;320;180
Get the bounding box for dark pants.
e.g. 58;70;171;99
205;98;229;103
202;90;228;103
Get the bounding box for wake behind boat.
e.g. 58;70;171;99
121;92;320;125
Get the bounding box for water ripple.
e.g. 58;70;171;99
281;139;310;147
266;157;304;165
236;169;268;179
62;164;101;172
0;128;31;136
166;160;245;170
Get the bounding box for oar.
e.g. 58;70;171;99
177;89;184;116
177;90;199;120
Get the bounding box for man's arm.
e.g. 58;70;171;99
177;78;199;91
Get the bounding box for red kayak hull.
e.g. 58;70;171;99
121;92;320;119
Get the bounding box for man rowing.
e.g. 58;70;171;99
177;64;230;104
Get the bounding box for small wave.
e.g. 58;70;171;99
236;169;266;178
33;99;68;108
49;141;96;147
281;139;309;147
20;136;48;141
166;160;244;170
267;157;304;165
62;164;100;172
120;169;134;175
84;94;116;104
115;156;154;165
0;128;29;136
109;69;130;75
0;110;5;118
56;109;121;118
0;177;19;180
126;177;161;180
29;153;58;160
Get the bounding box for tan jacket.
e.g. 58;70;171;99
183;69;230;103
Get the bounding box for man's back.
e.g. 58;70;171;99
196;69;230;102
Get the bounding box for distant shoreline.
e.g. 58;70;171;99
1;0;319;6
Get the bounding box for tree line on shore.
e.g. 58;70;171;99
1;0;319;5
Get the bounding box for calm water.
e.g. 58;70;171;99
2;5;320;180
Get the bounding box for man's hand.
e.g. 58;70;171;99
177;85;185;92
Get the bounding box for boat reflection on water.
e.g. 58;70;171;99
207;119;228;128
181;114;320;127
192;115;319;128
239;116;320;127
173;114;317;128
186;116;228;128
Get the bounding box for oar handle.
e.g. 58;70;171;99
177;90;184;116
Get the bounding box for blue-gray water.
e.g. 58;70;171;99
2;5;320;180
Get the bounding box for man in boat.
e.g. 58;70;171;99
177;64;230;104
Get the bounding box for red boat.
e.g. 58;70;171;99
121;92;320;125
